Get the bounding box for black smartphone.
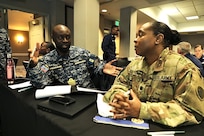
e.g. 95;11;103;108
49;95;75;106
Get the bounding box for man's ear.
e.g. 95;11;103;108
155;33;164;45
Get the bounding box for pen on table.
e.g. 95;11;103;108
18;86;33;93
151;134;175;136
147;131;185;135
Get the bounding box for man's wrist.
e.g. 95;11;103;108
29;59;38;68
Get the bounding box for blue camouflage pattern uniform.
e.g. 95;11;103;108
104;49;204;127
28;45;105;89
0;28;12;80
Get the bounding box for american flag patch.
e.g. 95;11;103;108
40;65;49;73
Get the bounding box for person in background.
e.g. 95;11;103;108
24;42;55;75
0;25;11;136
0;27;12;81
27;24;122;89
177;41;204;77
101;25;119;62
28;42;55;59
39;41;55;57
101;25;119;90
103;21;204;127
194;44;204;63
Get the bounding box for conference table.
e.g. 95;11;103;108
0;79;204;136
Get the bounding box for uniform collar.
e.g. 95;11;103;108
55;45;79;61
69;45;81;59
153;48;169;72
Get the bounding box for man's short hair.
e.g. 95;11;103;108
47;42;55;51
178;41;191;53
42;41;55;51
111;25;118;29
194;44;203;50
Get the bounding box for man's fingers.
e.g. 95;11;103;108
33;43;40;57
116;66;123;71
36;42;40;49
108;59;117;64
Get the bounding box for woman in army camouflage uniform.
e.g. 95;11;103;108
104;21;204;127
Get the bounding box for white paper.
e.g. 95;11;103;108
96;94;114;117
8;81;32;89
18;86;33;93
77;86;106;94
35;85;71;99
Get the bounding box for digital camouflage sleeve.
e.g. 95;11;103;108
0;28;12;80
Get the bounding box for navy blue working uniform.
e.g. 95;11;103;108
101;33;116;62
28;45;105;89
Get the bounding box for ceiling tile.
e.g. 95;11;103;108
174;0;193;8
193;0;204;5
62;0;204;32
169;14;187;23
178;7;197;16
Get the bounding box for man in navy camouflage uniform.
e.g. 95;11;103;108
0;27;12;81
28;24;122;89
104;21;204;127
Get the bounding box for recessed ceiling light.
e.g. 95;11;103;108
186;16;199;20
101;9;107;13
162;8;179;15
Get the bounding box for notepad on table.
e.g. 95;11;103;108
93;115;149;129
93;94;149;129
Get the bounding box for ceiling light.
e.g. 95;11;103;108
186;16;199;20
162;8;179;15
101;9;107;13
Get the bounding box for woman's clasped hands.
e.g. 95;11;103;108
109;89;141;119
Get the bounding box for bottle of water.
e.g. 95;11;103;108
6;53;15;84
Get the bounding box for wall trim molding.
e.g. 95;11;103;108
12;53;28;56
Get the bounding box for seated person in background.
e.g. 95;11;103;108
177;41;204;77
28;41;55;59
39;41;55;57
103;21;204;127
194;44;204;63
27;24;122;89
24;42;55;76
